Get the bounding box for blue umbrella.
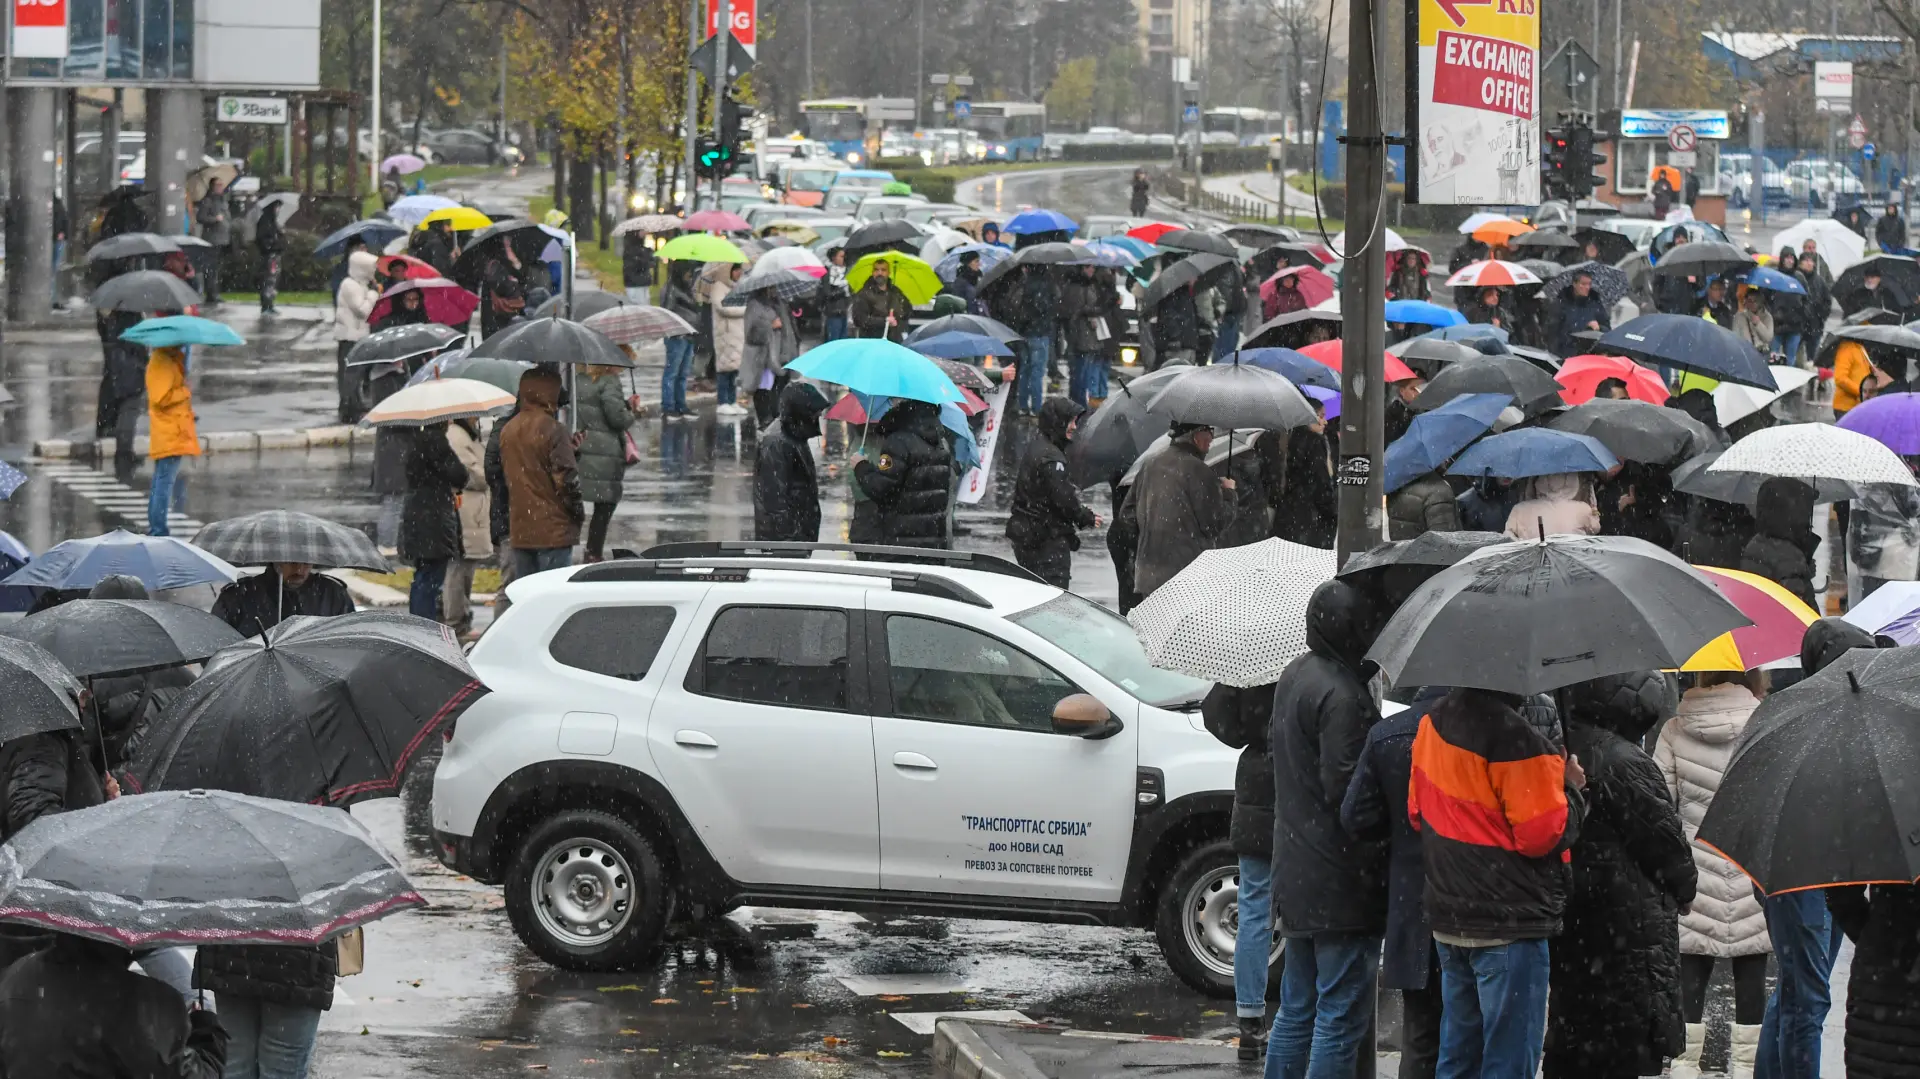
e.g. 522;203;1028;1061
787;339;965;404
1744;265;1808;295
0;529;238;591
0;461;25;500
851;392;981;470
1234;348;1340;391
1598;314;1777;390
1301;384;1341;420
1099;236;1160;260
314;219;409;260
1384;393;1512;492
121;316;246;349
1002;208;1078;236
933;243;1013;283
1447;428;1618;479
1423;322;1510;344
909;331;1017;359
1385;300;1466;328
1078;241;1142;269
0;532;35;614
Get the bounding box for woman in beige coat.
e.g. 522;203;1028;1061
443;417;492;639
703;262;747;417
1503;472;1602;539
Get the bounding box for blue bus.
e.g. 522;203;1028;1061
800;99;870;160
962;102;1047;161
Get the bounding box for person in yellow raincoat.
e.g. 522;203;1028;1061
145;346;199;536
1831;338;1890;416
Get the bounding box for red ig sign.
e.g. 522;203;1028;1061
705;0;756;48
13;0;70;59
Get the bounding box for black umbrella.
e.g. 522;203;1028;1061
1598;314;1776;390
1571;228;1636;265
1670;450;1860;506
1512;230;1580;253
0;600;241;679
1547;398;1716;464
1157;229;1239;258
125;611;488;807
1834;323;1920;353
1268;242;1335;268
1223;224;1297;248
192;510;392;572
85;232;181;263
1140;360;1317;430
469;315;632;367
1244;308;1344;349
90;271;201;312
906;313;1022;345
1337;531;1509;606
1368;534;1750;695
1651;241;1754;278
1390;337;1489;380
0;637;83;744
450;220;554;290
1847;307;1903;327
1066;366;1190;486
1141;253;1236;310
1696;644;1920;893
1541;261;1630;307
344;323;467;368
0;789;424;948
1505;344;1563;372
530;291;629;320
245;192;301;228
842;219;924;261
977;241;1093;293
1836;255;1920;311
926;356;993;392
1411;356;1563;414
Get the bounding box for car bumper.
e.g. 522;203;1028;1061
434;829;482;878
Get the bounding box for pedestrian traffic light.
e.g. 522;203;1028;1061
696;135;730;177
719;91;752;149
1541;123;1571;200
1567;122;1609;197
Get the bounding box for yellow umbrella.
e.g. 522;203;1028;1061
1472;218;1535;244
417;206;493;231
1679;566;1819;672
847;252;941;306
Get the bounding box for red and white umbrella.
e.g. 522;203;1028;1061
757;246;828;278
580;304;696;345
1445;259;1543;288
684;209;750;233
369;278;479;327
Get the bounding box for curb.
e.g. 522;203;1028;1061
931;1019;1234;1079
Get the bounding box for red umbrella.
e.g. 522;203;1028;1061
826;386;987;423
1126;222;1184;243
377;254;440;281
684;209;750;233
1261;265;1335;308
369;278;479;328
1555;355;1671;405
1298;339;1417;383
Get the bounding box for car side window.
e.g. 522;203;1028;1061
549;606;677;681
884;615;1075;732
695;607;849;711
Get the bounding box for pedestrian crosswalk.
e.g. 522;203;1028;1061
31;460;204;535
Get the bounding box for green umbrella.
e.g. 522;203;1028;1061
657;233;746;263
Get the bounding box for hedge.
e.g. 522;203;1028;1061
221;231;334;292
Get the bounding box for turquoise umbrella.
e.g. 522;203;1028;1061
786;339;965;404
121;316;246;349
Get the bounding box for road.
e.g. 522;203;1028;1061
0;165;1851;1077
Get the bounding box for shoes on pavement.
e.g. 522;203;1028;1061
1669;1022;1706;1079
1236;1016;1267;1062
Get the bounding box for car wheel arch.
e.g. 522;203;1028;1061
1120;791;1234;924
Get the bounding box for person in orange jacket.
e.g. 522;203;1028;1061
1831;338;1891;416
145;346;199;536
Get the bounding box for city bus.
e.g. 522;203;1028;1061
1203;106;1279;146
961;102;1047;161
799;97;917;164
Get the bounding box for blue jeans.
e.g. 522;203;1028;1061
1756;891;1845;1079
218;995;322;1079
1235;856;1274;1018
1264;932;1380;1079
409;557;448;619
662;336;693;413
1213;312;1241;361
1772;332;1802;364
1435;939;1550;1079
825;315;848;341
1018;335;1050;413
717;370;737;405
147;455;184;536
513;546;573;579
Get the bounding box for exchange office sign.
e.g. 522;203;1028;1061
1408;0;1541;206
218;96;290;125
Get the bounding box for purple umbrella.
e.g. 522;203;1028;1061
1837;391;1920;454
381;153;427;176
1302;383;1341;420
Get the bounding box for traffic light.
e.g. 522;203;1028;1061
1566;122;1609;197
1541;123;1571;199
696;135;729;177
719;91;751;149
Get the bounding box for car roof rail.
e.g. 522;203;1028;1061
572;556;996;608
634;541;1049;585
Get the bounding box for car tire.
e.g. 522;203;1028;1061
505;809;672;971
1154;839;1283;999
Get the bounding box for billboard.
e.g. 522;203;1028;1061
1408;0;1540;205
13;0;69;59
706;0;756;57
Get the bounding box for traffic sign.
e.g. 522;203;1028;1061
1864;142;1877;160
689;32;754;81
705;0;756;57
1667;124;1696;153
1849;115;1869;150
1183;104;1200;124
952;100;971;119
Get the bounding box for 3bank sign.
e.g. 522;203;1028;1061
1410;0;1540;206
218;97;291;125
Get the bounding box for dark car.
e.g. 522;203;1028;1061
424;129;507;165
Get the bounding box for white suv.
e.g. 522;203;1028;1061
430;542;1269;997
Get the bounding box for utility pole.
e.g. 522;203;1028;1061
711;0;731;208
1334;0;1387;563
1591;0;1601;113
1612;0;1622;108
617;19;632;198
682;0;700;212
369;0;382;194
916;0;926;127
499;30;509;149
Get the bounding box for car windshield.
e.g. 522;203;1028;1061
824;189;866;211
811;222;853;242
786;168;840;193
1009;592;1208;709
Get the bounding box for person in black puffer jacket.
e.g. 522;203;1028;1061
1741;477;1820;610
1829;882;1920;1078
1543;672;1698;1079
852;401;956;549
1006;398;1097;588
754;383;829;542
1202;680;1278;1060
398;423;471;622
194;942;335;1075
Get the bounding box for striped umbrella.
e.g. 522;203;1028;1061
581;304;695;344
721;267;823;307
1681;566;1820;671
1445;259;1543;288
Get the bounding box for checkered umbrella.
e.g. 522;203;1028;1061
613;214;683;236
722;267;822;307
193;510;391;572
581;304;695;344
1129;538;1337;687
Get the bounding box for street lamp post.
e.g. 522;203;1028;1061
369;0;382;194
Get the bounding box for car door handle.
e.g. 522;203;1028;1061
892;752;938;771
675;730;719;749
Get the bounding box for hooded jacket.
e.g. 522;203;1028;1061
334;251;380;342
742;292;801;389
146;347;200;460
1655;682;1770;958
1268;580;1387;934
1007;398;1095;551
499;369;584;550
399;423;470;563
1741;476;1820;609
1387;472;1460;540
1829;881;1920;1078
1204;682;1276;860
852;402;955;548
753;384;828;542
1503;472;1600;539
574;370;636;505
1132;435;1237;596
1544;671;1696;1077
1409;687;1586;940
0;934;228;1078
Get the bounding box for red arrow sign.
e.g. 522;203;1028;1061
1434;0;1492;29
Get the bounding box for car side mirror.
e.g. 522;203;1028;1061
1052;693;1122;739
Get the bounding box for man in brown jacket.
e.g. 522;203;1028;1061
499;367;584;578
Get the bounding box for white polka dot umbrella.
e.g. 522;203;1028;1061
1128;538;1337;688
1708;422;1919;489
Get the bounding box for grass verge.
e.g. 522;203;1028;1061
219;291;335;307
361;566;504;594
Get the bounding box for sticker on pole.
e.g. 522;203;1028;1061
13;0;69;59
1410;0;1540;206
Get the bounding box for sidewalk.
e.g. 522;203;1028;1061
1203;169;1320;216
